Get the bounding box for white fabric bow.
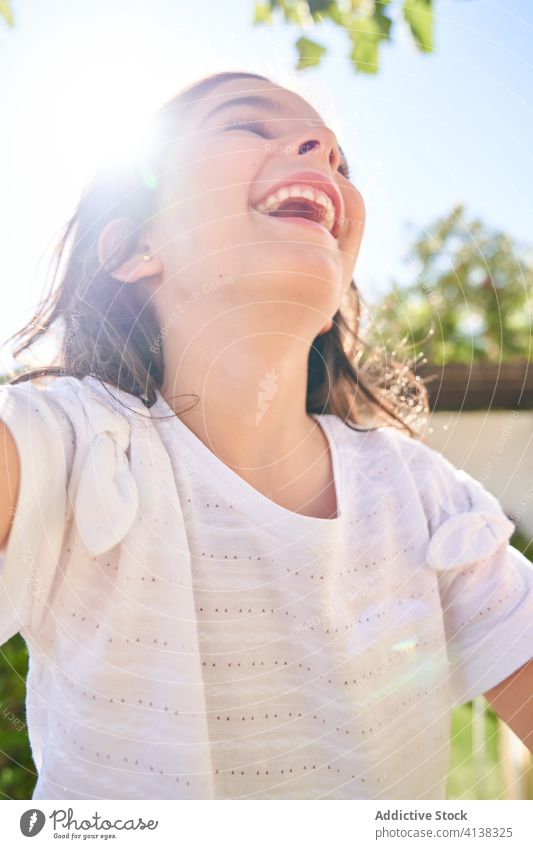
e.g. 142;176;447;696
70;383;140;557
426;476;516;571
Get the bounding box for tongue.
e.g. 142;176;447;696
269;199;324;224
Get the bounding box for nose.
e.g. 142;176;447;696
291;125;341;173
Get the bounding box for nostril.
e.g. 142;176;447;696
298;140;320;155
299;139;337;170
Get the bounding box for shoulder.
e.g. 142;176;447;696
0;373;151;483
345;422;469;494
30;375;148;558
0;376;78;472
334;418;514;544
332;417;446;480
377;426;517;571
1;373;148;432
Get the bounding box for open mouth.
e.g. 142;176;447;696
253;183;340;239
268;200;331;230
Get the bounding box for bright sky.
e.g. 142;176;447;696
0;0;531;372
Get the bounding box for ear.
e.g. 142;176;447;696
97;217;163;283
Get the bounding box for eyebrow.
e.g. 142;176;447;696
202;94;350;176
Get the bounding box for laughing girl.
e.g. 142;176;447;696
1;71;532;800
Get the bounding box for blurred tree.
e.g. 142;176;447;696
253;0;436;74
366;204;533;365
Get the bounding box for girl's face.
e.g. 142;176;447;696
147;76;366;337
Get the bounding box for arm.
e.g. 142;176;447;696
0;417;21;552
483;658;533;752
0;381;74;646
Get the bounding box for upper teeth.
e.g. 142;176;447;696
255;183;336;234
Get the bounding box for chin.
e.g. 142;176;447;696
243;238;342;272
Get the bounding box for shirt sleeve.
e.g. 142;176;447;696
0;379;75;646
413;441;533;708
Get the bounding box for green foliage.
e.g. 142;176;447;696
0;634;36;799
295;35;328;69
349;12;390;75
403;0;433;52
447;701;505;799
253;0;435;74
509;529;533;562
253;1;274;24
0;1;13;28
367;204;533;365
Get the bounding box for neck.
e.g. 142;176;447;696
158;321;327;489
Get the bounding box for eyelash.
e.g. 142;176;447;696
223;111;352;181
223;111;276;138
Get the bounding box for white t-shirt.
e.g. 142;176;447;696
0;375;532;800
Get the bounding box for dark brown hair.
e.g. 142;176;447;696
4;70;429;436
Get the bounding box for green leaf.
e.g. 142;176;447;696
403;0;433;53
295;35;327;70
374;2;394;39
327;3;344;26
278;0;308;25
0;0;14;27
253;2;273;24
308;0;335;21
349;16;382;74
308;0;332;12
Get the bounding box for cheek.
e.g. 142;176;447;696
161;149;256;237
153;147;259;281
346;185;365;227
343;187;365;250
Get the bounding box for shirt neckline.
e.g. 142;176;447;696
152;391;346;533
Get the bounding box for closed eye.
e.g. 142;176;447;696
222;110;352;180
223;112;275;139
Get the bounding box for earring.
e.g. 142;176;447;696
143;253;152;262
